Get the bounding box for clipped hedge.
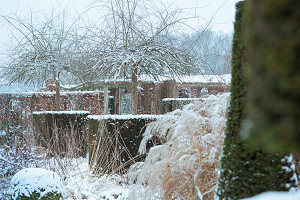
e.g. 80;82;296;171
32;111;89;157
244;0;300;153
216;1;296;199
162;98;204;113
88;115;160;174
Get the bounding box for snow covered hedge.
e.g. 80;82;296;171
10;168;64;200
32;111;89;157
88;115;161;174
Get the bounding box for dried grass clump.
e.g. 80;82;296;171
129;93;230;199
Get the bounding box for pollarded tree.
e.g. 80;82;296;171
89;0;201;114
1;12;85;110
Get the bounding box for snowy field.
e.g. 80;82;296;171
1;93;299;199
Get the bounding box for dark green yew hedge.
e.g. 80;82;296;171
216;1;296;199
244;0;300;153
88;115;160;174
11;191;62;200
161;98;202;113
32;111;89;157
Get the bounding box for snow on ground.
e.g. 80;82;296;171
242;190;300;200
8;92;300;200
1;93;230;199
62;158;161;200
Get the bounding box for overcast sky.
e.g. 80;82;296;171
0;0;239;55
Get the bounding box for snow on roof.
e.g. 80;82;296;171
97;74;231;84
10;168;64;199
32;111;90;115
139;74;231;84
88;114;162;120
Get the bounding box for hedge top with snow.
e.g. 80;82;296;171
88;114;162;120
32;111;90;115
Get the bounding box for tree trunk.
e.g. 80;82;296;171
103;84;109;114
131;67;138;115
55;79;61;111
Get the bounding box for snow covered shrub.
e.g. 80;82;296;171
244;0;300;153
10;168;64;200
129;93;230;199
217;2;296;199
88;115;160;175
32;111;89;157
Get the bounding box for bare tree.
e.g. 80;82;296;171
89;0;201;114
179;29;232;75
1;12;85;110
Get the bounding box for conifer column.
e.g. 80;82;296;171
216;1;296;199
245;0;300;153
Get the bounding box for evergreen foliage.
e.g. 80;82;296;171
11;190;62;200
244;0;300;153
32;112;89;157
216;1;296;199
88;116;159;174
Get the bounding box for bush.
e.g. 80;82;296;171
10;168;64;200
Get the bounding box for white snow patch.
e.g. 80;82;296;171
0;90;103;96
0;130;6;136
242;191;300;200
32;110;90;115
10;168;64;200
138;74;231;84
88;114;162;120
162;97;205;101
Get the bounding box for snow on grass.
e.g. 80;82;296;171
131;93;230;199
61;158;160;200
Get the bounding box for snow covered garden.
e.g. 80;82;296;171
0;93;229;199
1;0;300;199
1;92;299;199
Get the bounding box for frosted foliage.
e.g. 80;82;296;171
10;168;64;199
130;93;230;199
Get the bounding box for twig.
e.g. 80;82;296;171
0;156;22;168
